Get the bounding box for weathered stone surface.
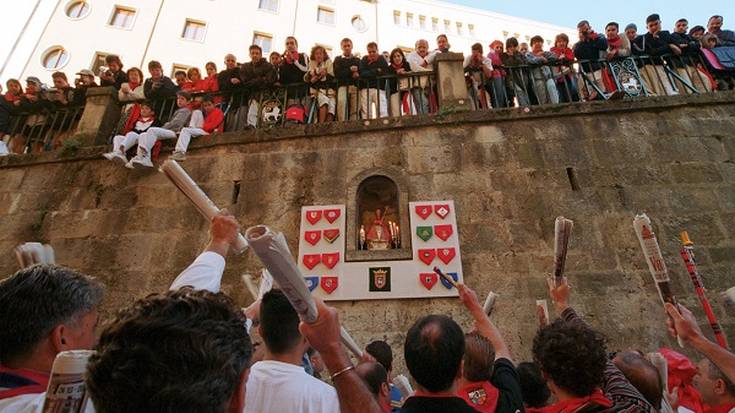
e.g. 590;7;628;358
1;92;735;371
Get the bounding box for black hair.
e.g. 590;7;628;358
517;361;551;408
249;44;262;53
606;22;620;30
506;37;519;48
530;36;544;45
613;351;663;409
404;315;464;393
366;340;393;372
356;361;388;396
260;289;301;354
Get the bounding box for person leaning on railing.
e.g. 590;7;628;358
334;38;360;121
641;14;679;96
99;54;127;90
487;40;510;108
406;39;437;115
240;44;277;128
502;37;532;107
359;42;389;119
670;18;713;94
463;43;494;110
304;45;336;123
550;34;580;103
386;48;413;117
525;36;561;105
573;20;608;101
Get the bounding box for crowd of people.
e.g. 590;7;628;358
0;211;733;413
0;14;733;157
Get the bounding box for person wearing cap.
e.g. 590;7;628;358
641;13;678;96
707;15;735;47
99;54;127;90
573;20;608;100
671;18;712;94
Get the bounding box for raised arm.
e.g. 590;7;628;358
458;284;512;361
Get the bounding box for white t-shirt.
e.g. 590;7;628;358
244;360;340;413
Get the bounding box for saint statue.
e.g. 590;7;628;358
366;207;392;250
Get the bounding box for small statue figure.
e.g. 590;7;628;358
366;208;392;250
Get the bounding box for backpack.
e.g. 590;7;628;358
285;104;306;124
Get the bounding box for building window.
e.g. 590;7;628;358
109;6;135;29
468;24;475;36
182;19;206;42
253;32;273;54
444;19;451;32
406;13;414;27
41;47;69;70
456;22;463;35
258;0;278;12
317;7;334;25
351;15;368;32
171;64;191;78
66;0;90;19
432;17;438;32
419;15;426;30
393;10;401;25
91;52;111;74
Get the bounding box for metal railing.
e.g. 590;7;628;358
4;104;85;153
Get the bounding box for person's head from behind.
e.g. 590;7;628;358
341;38;353;56
366;340;394;377
259;289;305;356
390;48;406;66
530;36;544;53
126;67;144;85
356;361;391;410
285;36;299;53
625;24;638;41
506;37;519;54
224;54;237;70
415;39;429;56
462;332;495;384
708;15;723;33
311;45;328;63
269;51;281;66
694;358;735;406
205;61;217;77
675;18;688;34
690;26;705;40
105;55;123;73
52;72;69;89
249;45;263;62
367;42;379;59
6;78;23;95
0;265;103;371
139;101;155;118
148;60;163;80
555;33;569;49
176;90;192;108
612;351;663;409
174;70;188;87
86;288;252;413
187;67;202;82
647;14;662;35
517;362;551;408
532;319;607;398
606;22;620;39
437;34;450;51
470;43;484;58
405;315;464;393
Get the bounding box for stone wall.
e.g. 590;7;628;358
2;92;734;369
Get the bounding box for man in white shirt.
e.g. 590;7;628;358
406;39;437;114
245;289;340;413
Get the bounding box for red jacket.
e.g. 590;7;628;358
202;108;224;133
551;46;575;61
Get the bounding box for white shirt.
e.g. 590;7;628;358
244;360;340;413
463;54;493;71
406;50;437;72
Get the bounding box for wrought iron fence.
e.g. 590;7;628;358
3;104;85;153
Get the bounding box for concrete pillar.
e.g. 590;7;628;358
434;52;470;111
74;86;121;146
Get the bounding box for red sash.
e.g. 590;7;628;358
0;366;49;400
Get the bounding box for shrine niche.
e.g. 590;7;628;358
356;175;400;251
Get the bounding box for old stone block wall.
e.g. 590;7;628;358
1;93;734;370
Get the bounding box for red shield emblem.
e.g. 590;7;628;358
420;273;438;290
434;204;450;219
322;252;340;269
321;276;339;294
304;230;321;245
415;205;432;220
323;229;340;243
302;254;321;270
437;247;456;264
418;249;436;265
324;209;341;223
306;210;322;225
434;224;453;241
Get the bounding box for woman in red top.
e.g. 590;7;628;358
550;33;580;102
204;62;221;104
486;40;509;108
4;79;24;107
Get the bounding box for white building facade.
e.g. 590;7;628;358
11;0;575;84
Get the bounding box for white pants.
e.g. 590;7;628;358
337;86;358;121
312;90;336;115
112;131;141;152
247;99;259;127
176;127;208;153
360;88;387;119
137;127;177;157
190;110;204;129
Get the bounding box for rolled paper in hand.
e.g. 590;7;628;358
536;299;549;328
392;374;414;399
725;287;735;305
258;269;275;299
241;274;259;300
42;350;94;413
433;266;459;288
553;217;574;287
647;352;668;390
483;291;498;317
633;213;684;347
245;225;362;357
15;242;56;268
160;160;248;254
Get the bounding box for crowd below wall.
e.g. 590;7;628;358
0;13;734;159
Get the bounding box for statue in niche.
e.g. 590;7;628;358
356;176;401;251
365;207;395;250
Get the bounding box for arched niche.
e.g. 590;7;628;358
346;168;412;261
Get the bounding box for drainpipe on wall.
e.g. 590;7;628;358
292;0;300;36
140;0;166;68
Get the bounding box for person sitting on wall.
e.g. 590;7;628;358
118;67;146;103
103;100;159;165
99;54;127;90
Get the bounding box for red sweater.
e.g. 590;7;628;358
551;46;574;61
202;108;225;133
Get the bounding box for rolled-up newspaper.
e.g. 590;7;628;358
245;225;362;358
15;242;55;269
483;291;498;317
160;160;247;254
392;374;414;399
553;217;574;287
42;350;93;413
633;213;684;347
536;299;549;327
241;274;259;300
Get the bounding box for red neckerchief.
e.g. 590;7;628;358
457;381;500;413
367;54;380;64
127;81;140;91
607;34;623;51
284;51;300;65
544;389;613;413
4;93;21;103
587;31;600;41
704;402;735;413
0;365;49;400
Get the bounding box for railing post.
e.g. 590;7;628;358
434;52;471;111
74;86;121;146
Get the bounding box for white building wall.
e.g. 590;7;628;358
14;0;575;85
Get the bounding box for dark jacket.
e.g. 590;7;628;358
385;61;412;93
630;35;646;56
100;70;128;90
279;52;309;85
143;76;177;100
334;55;361;86
239;58;277;91
574;32;608;71
399;396;480;413
358;56;389;90
670;32;700;56
642;31;675;59
217;67;241;96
